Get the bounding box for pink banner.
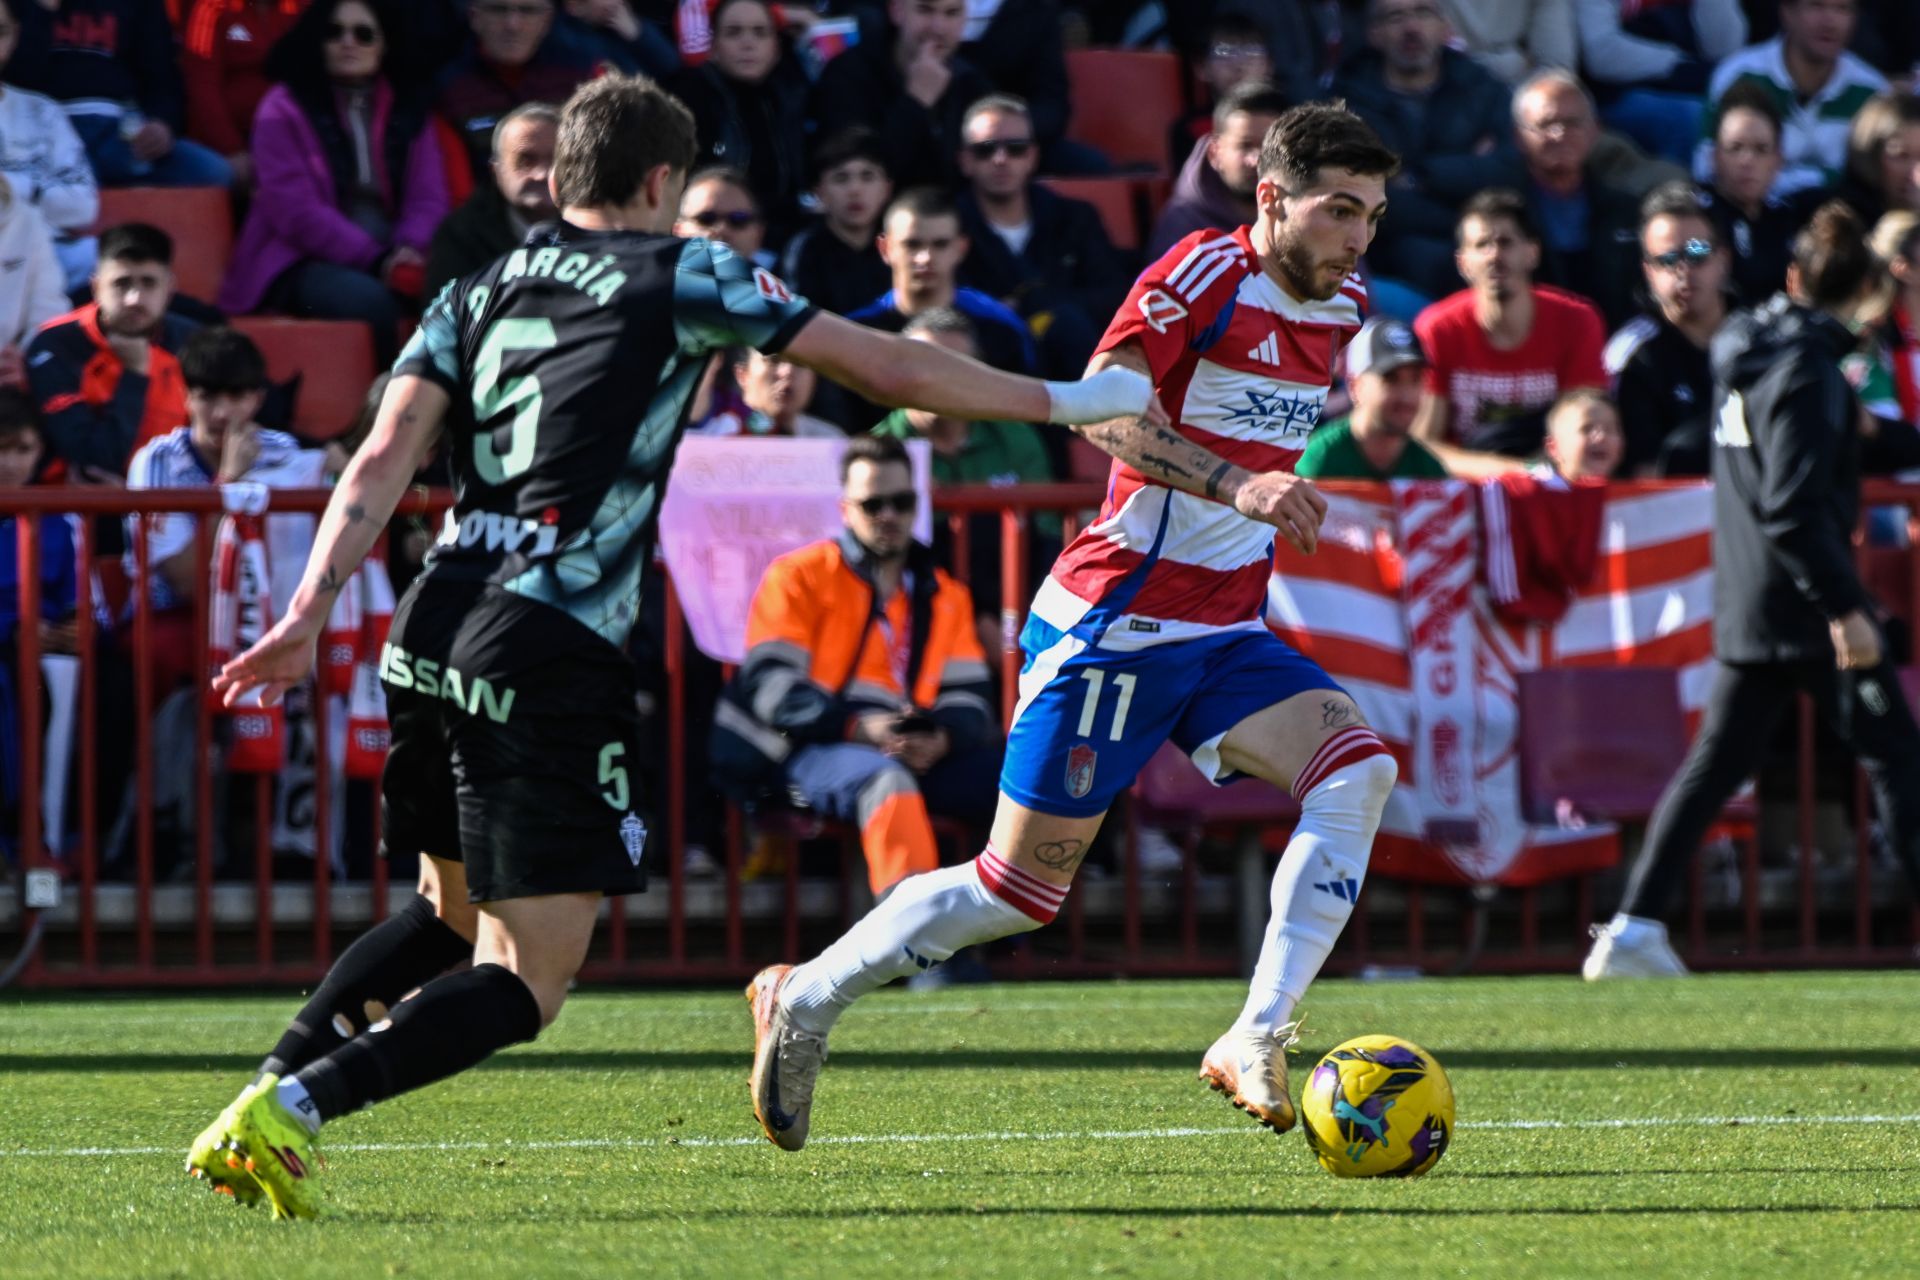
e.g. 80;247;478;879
658;438;932;664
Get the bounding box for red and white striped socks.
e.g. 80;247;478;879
780;847;1059;1035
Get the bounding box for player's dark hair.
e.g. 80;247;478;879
901;306;977;346
1792;200;1877;311
1213;79;1291;134
1458;187;1538;246
1258;99;1400;194
810;126;890;185
1715;79;1783;144
841;434;912;485
883;186;959;229
180;326;269;395
99;222;173;268
553;73;699;210
0;385;43;438
1639;181;1716;239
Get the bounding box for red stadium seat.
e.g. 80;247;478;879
1064;49;1185;175
1038;177;1141;251
229;318;376;441
96;186;234;304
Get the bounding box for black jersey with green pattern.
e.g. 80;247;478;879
393;221;816;649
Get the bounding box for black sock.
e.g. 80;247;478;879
259;896;472;1079
294;962;543;1122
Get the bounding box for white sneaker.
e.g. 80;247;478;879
1582;916;1690;980
1199;1021;1301;1133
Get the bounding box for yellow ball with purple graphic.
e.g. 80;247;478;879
1300;1034;1454;1178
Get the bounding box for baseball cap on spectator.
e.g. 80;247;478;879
1346;316;1425;377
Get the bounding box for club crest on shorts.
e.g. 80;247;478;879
620;813;647;866
1065;743;1098;800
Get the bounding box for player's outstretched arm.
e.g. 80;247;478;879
779;311;1168;429
1075;343;1328;555
1410;392;1526;479
211;375;450;709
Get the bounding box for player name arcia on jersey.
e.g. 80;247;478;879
436;508;562;558
494;245;628;306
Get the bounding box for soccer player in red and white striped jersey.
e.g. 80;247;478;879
748;103;1405;1150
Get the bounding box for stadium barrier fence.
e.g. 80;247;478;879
4;481;1918;987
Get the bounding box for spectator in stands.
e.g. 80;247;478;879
425;102;556;298
1333;0;1522;303
1169;14;1273;174
1700;81;1823;303
1538;385;1625;480
0;388;77;856
27;222;192;483
1413;189;1609;475
1574;0;1748;167
810;0;995;193
124;325;330;688
1147;80;1289;259
1163;0;1331;110
7;0;234;189
870;307;1055;633
709;434;1001;897
673;164;767;263
1607;183;1732;477
779;128;892;318
1295;316;1448;480
436;0;597;184
954;94;1123;382
1832;93;1920;227
181;0;308;191
557;0;678;77
1870;211;1920;428
851;187;1034;376
693;346;842;438
0;0;99;291
220;0;450;365
1699;0;1888;196
0;176;68;386
1512;69;1646;328
958;0;1095;174
1436;0;1577;88
668;0;810;238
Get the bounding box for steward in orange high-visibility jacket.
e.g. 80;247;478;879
711;530;1001;894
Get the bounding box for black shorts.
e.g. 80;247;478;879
379;578;649;902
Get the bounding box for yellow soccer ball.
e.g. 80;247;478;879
1299;1034;1455;1178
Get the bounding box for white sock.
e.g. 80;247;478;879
1234;747;1397;1037
782;848;1057;1035
274;1075;323;1134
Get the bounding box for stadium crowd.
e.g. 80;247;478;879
3;0;1920;886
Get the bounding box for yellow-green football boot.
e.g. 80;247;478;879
224;1075;324;1220
185;1083;266;1208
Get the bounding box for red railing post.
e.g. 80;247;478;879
1795;695;1818;957
14;515;45;983
663;570;686;968
76;515;99;972
998;506;1029;737
131;512;155;970
192;513;215;970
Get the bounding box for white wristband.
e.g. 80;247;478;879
1044;366;1153;425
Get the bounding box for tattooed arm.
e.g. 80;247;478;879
211;376;449;708
1074;342;1329;554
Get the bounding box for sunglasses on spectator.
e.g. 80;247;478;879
685;209;761;229
1646;239;1714;269
965;139;1035;161
855;492;917;516
327;21;379;44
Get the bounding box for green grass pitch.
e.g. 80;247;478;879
2;972;1917;1279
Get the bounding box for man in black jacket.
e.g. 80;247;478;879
1584;201;1920;979
424;104;558;299
954;95;1125;381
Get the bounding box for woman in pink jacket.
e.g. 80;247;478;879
220;0;448;363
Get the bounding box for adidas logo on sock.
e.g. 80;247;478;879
1313;877;1360;902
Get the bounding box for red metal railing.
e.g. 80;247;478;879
4;481;1918;986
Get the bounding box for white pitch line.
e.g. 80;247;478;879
5;1113;1920;1162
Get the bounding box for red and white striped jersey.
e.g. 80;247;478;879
1034;226;1365;648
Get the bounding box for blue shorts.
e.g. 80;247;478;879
999;615;1344;818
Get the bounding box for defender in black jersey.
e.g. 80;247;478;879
192;73;1161;1217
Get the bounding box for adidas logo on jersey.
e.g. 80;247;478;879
1246;333;1282;366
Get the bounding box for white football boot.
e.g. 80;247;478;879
1199;1021;1302;1133
1582;915;1690;980
746;965;830;1151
